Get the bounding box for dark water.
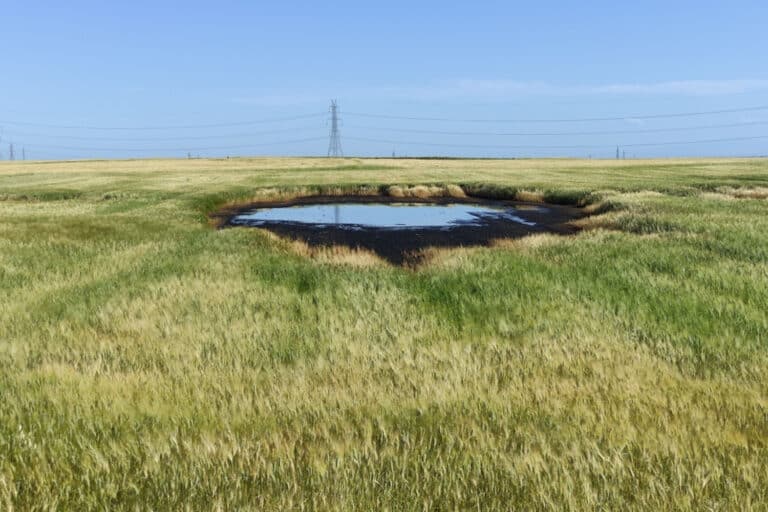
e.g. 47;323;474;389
225;199;581;265
231;202;539;229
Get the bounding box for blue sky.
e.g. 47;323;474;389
1;0;768;159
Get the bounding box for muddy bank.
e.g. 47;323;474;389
220;195;584;265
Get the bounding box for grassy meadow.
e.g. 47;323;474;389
1;156;767;510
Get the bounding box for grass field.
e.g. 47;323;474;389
1;156;767;510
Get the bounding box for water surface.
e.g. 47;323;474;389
231;202;538;229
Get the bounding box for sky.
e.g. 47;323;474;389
1;0;768;160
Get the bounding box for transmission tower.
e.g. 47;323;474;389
9;144;14;161
327;100;343;157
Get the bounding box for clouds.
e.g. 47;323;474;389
412;79;768;99
230;79;768;106
589;80;768;96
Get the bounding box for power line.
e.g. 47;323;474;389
13;135;768;156
24;136;328;153
345;105;768;123
0;112;327;131
7;119;767;143
7;104;767;132
348;119;768;137
346;134;768;150
5;102;768;159
0;125;319;142
622;135;768;148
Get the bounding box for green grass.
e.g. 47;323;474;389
1;157;767;510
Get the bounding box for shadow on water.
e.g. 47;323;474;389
224;196;584;265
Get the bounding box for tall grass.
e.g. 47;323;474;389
1;157;767;509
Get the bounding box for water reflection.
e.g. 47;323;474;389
231;202;538;229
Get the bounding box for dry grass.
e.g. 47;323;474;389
445;184;466;198
716;186;768;199
492;232;567;252
287;239;386;268
386;184;462;198
515;189;546;202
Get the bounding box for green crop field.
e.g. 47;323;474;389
1;157;767;510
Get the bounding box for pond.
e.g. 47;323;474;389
225;197;582;265
230;202;537;229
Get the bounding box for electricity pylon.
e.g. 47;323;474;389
327;100;343;157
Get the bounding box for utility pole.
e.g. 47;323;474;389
9;143;14;161
22;147;26;161
327;100;343;157
616;146;620;160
